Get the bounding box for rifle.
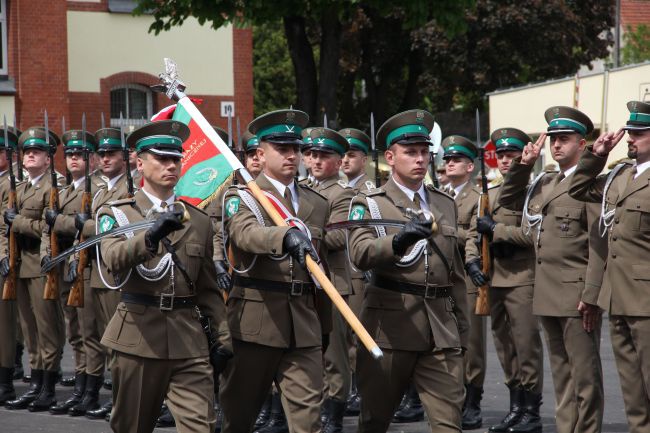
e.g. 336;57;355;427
43;110;60;300
120;113;134;197
67;114;90;307
63;116;72;186
429;151;439;189
2;116;17;300
475;108;490;316
370;113;380;187
14;113;22;182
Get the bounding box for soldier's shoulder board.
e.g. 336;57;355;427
298;183;328;201
337;179;350;189
180;199;208;216
363;187;384;197
427;184;454;201
106;197;136;207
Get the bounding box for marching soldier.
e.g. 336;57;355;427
0;126;20;405
499;106;606;433
309;127;351;433
474;128;544;432
568;100;650;433
219;109;332;433
442;135;488;429
5;127;66;411
97;120;232;433
243;131;263;178
347;109;469;433
299;127;315;186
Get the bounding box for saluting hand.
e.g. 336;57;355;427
520;133;547;165
578;301;601;333
592;129;625;157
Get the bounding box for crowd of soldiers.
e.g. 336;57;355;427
0;98;648;433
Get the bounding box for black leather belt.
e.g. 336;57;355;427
121;292;197;311
233;276;315;296
374;275;451;299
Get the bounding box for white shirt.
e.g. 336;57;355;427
452;181;467;199
106;173;124;191
392;176;429;212
30;173;45;186
0;170;7;178
347;173;365;188
72;176;85;190
635;160;650;178
266;175;300;213
560;165;577;182
141;188;175;212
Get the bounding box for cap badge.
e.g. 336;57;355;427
170;123;179;133
29;129;35;137
285;125;295;133
286;111;295;123
449;136;456;144
553;107;560;118
631;101;638;112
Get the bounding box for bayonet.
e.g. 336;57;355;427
475;108;491;316
14;112;21;181
43;109;61;300
2;116;17;300
370;113;379;187
121;112;134;196
101;112;105;129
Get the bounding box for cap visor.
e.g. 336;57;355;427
309;146;339;155
623;125;650;131
547;128;579;135
141;148;183;158
392;136;432;146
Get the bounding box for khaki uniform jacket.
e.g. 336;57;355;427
12;173;51;279
569;149;650;316
347;178;470;351
223;173;332;348
0;170;11;262
205;176;236;262
349;173;376;192
317;175;356;296
98;191;231;359
455;182;480;264
499;159;607;316
469;184;535;288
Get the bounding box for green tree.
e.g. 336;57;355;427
622;24;650;65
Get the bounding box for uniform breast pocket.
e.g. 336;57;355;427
553;206;583;238
21;205;42;220
624;201;650;231
439;224;458;261
184;242;205;280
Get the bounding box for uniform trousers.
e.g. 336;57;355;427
465;292;486;387
357;346;464;433
609;315;650;433
59;276;85;374
76;275;106;376
490;285;543;393
15;276;65;371
110;351;216;433
540;316;603;433
346;281;364;372
324;298;351;401
220;340;323;433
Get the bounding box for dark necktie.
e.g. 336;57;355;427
284;187;295;213
413;192;421;210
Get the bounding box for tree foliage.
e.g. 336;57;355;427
622;24;650;65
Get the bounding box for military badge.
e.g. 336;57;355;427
225;197;240;217
349;205;365;221
99;215;116;233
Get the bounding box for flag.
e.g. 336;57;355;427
153;99;243;208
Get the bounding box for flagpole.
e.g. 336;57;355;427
155;59;382;359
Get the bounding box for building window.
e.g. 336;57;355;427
0;0;8;75
110;84;154;128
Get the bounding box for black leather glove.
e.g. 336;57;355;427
213;260;232;292
477;215;497;235
74;213;90;232
322;333;330;353
209;346;233;380
66;260;79;283
45;209;59;228
465;259;488;287
3;208;17;226
144;211;184;252
41;256;51;270
0;257;9;277
282;228;318;269
392;216;433;256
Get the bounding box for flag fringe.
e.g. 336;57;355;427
197;172;237;209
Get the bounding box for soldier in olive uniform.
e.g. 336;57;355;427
219;109;332;433
5;127;66;411
0;126;20;405
96;120;232;433
348;109;469;433
568;101;650;433
474;128;544;432
442;136;488;429
499;106;606;433
299;127;315;186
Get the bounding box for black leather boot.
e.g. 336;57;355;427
392;384;424;423
255;393;288;433
0;367;16;404
214;399;223;433
320;397;331;426
489;386;524;432
50;372;87;414
323;398;345;433
6;369;43;409
461;384;483;430
86;399;112;420
254;393;273;430
103;378;112;390
156;403;175;428
68;374;102;416
345;373;360;416
28;369;58;411
12;343;24;380
59;375;76;387
508;390;542;433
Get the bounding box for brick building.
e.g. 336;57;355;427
0;0;253;169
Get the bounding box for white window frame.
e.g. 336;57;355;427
0;0;8;75
110;83;153;129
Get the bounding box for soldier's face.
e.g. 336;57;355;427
22;148;49;171
258;142;299;183
98;150;125;179
549;133;585;167
129;150;137;168
0;150;8;171
138;152;181;190
310;150;341;180
342;150;367;178
496;150;521;175
386;143;429;186
301;151;312;170
245;150;262;177
65;152;85;178
626;130;650;161
444;156;474;181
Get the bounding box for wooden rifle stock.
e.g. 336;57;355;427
475;191;491;315
67;190;91;307
43;180;60;300
2;189;17;300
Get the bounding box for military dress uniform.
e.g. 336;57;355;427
6;127;66;411
219;110;332;433
499;107;606;433
348;110;469;433
98;120;231;433
568;101;650;433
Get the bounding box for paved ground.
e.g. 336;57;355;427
1;315;629;432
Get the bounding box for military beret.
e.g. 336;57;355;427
490;128;531;153
308;128;349;156
623;101;650;131
242;131;259;153
376;109;434;151
126;120;190;158
0;127;21;150
339;128;370;154
19;127;60;152
62;130;97;153
95;128;125;152
248;109;309;146
544;106;594;136
442;135;478;161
